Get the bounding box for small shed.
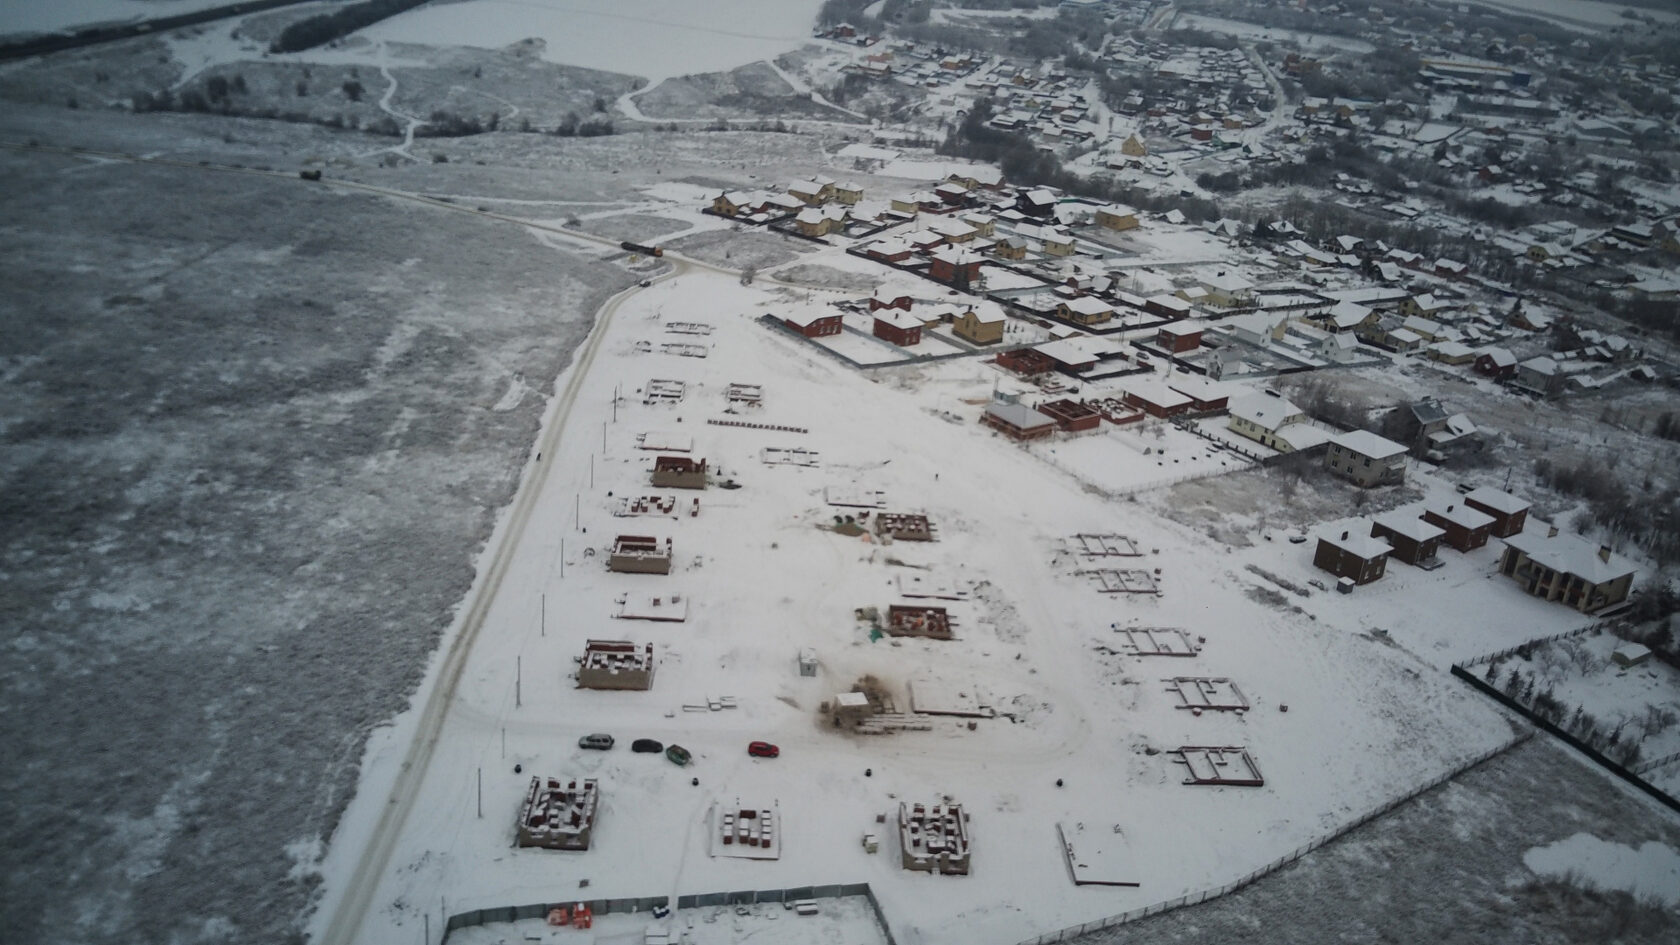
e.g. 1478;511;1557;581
1313;527;1392;585
1611;642;1651;668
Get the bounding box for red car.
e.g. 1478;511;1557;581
747;740;779;758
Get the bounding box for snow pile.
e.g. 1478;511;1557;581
1523;834;1680;906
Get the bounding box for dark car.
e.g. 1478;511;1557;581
631;738;663;753
578;733;615;750
747;740;779;758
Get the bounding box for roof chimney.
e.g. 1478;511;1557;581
1548;525;1559;538
1446;504;1454;513
1598;545;1611;563
1341;530;1349;540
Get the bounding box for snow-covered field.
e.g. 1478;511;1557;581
1174;13;1376;55
314;242;1522;944
361;0;829;82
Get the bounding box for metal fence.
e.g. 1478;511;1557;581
1014;731;1534;945
1457;620;1604;668
442;881;894;944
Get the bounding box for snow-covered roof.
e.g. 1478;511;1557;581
1330;430;1407;460
985;401;1055;431
1318;527;1392;560
1503;532;1637;584
782;310;835;328
1477;346;1516;367
1520;356;1557;375
1426;503;1495;531
875;309;923;330
1061;296;1112;316
1327;300;1372;328
1227;393;1304;433
1118;377;1192;409
1464;486;1529;516
1372;510;1445;543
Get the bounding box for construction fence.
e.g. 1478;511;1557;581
442;881;895;944
1014;730;1533;945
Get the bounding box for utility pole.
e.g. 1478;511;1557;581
516;656;522;708
476;767;482;819
541;593;546;636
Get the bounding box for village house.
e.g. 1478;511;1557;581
781;310;843;338
1498;531;1637;614
1057;295;1113;326
952;303;1006;345
788;178;830;206
991;236;1028;260
795;205;846;237
931;218;978;244
1042;231;1077;257
1155;321;1204;352
868;288;913;312
1200;272;1255;308
1145;294;1193;320
982;400;1057;440
833;180;864;205
1422;502;1495;552
1463;487;1529;537
1166;374;1235;412
1017;188;1057;217
1513;356;1563;397
1401;293;1452;320
1094;204;1140;231
928;248;985;289
1118;376;1193;418
711;191;755;217
1325;430;1407;487
961;213;996;237
873;308;923;347
1226;392;1327;452
864;237;915;264
1474;346;1518;380
1370;511;1445;568
1314;527;1392;586
1313;300;1377;334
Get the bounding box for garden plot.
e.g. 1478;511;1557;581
809;328;912;366
1028;422;1253;495
1163;677;1250;714
1069;533;1142;557
1174;747;1266;787
1477;628;1680;782
661;342;710;358
666;321;714;336
643;378;687;404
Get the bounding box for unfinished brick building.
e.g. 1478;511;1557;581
651;455;708;489
576;639;656;690
886;605;954;640
608;535;673;574
874;513;935;542
516;777;599;850
899;801;971;874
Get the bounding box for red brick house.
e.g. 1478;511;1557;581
1156;322;1204;352
1314;528;1391;585
1118;377;1193;418
996;348;1054;376
869;289;913;312
929;248;984;287
1473;347;1517;380
873;309;923;347
1422;503;1495;552
982;401;1056;440
1370;511;1444;567
1463;487;1529;538
782;310;842;338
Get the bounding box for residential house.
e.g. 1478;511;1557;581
873;308;923;347
981;400;1056;440
711;191;755;217
1118;377;1193;418
1201;272;1255;308
952;303;1006;345
1226;393;1330;452
1513;356;1563;397
1422;502;1495;552
650;456;708;490
928;248;984;288
1057;295;1113;326
1498;531;1637;613
1094;204;1140;231
1313;527;1392;585
1325;430;1407;487
1401;293;1452;319
1166;374;1235;412
1370;511;1445;567
1474;347;1517;380
1042;231;1077;256
1035;399;1102;433
1156;321;1204;352
991;236;1028;260
1463;487;1529;537
869;289;913;312
833;181;864;205
1315;300;1376;334
795;206;845;237
1145;294;1193;320
781;310;842;338
1017;188;1057;217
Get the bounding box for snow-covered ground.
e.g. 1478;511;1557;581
360;0;829;82
1524;833;1680;906
314;229;1521;944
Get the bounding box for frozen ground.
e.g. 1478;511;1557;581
360;0;829;83
450;898;889;945
0;104;636;945
0;0;241;37
319;259;1524;945
1069;737;1680;945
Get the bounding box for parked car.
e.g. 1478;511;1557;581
665;744;692;766
578;733;614;750
631;738;663;753
747;741;780;758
